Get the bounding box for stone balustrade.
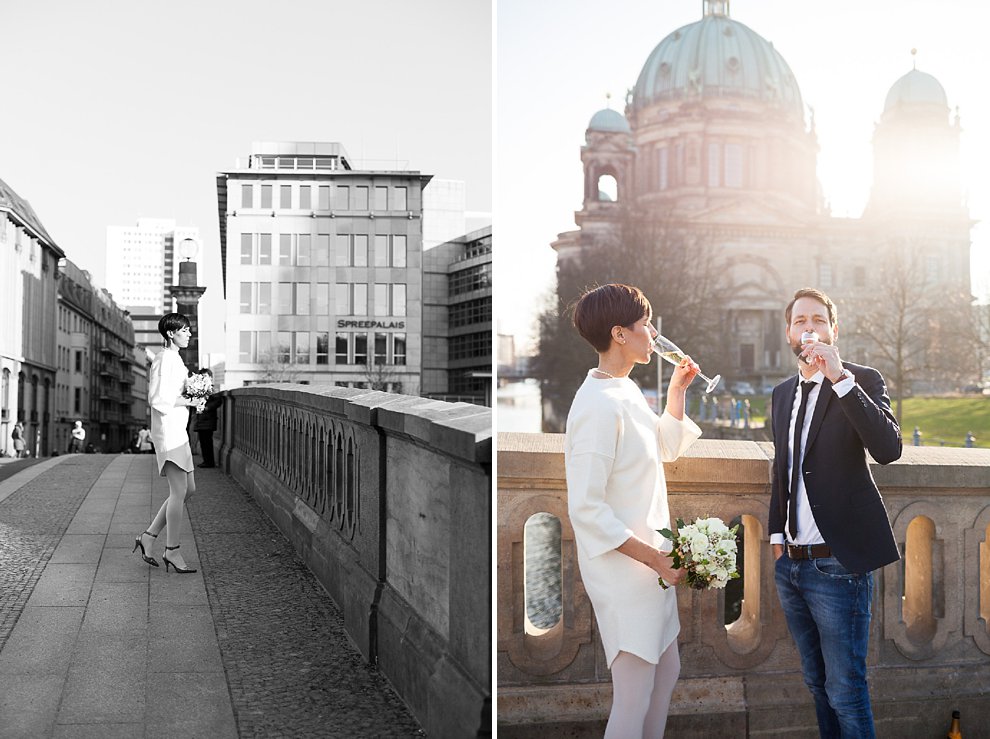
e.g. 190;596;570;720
213;385;492;738
497;432;990;737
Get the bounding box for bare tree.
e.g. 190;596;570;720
254;352;301;384
534;205;729;430
362;358;400;391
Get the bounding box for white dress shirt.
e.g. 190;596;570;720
771;369;856;546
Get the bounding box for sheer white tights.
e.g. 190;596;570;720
604;642;680;739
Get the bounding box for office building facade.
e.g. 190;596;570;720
216;141;429;392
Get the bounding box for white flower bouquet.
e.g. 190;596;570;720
657;516;740;590
183;373;213;414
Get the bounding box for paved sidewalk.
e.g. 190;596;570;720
0;454;421;738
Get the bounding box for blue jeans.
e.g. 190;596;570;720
775;554;875;738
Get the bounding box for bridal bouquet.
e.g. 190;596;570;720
657;516;740;590
183;372;213;414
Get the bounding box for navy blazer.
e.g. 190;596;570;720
768;361;902;574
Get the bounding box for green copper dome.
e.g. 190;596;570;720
588;107;631;133
632;11;803;118
883;69;947;112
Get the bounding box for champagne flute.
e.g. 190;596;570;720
800;331;818;365
652;335;721;393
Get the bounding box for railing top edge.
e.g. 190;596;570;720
377;402;492;463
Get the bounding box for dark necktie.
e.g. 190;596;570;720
788;381;815;540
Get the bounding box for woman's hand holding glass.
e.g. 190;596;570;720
667;356;701;393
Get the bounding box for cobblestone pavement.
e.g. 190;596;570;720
187;465;424;738
0;455;114;650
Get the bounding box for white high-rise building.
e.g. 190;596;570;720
422;179;466;250
105;218;200;353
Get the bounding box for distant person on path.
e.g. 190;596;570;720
769;288;901;738
564;284;702;738
193;368;222;468
11;422;27;458
133;313;201;574
69;421;86;453
137;426;153;454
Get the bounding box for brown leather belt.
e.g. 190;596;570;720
786;543;832;560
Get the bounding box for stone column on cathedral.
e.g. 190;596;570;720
169;239;207;373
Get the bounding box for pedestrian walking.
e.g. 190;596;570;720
137;426;153;454
11;422;27;458
193;368;222;468
69;420;86;453
133;313;202;574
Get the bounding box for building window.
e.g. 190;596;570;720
279;282;293;314
354;235;368;267
392;235;406;268
1;368;8;420
261;185;273;209
277;332;292;364
374;333;387;364
354;186;369;211
449;263;491;296
315;283;329;315
258;234;272;265
240;282;253;313
75;351;83;373
450;297;491;327
318;185;330;210
280;184;292;209
241;234;253;265
239;331;252;363
298;234;311;266
393;187;407;211
393;333;406;365
725;144;743;188
449;332;490;361
299;185;312;210
279;234;292;265
335;235;350;266
335;333;349;364
295;283;310;315
335;186;349;211
354;333;368;365
819;263;833;288
373;283;405;316
74;387;81;414
374;186;388;211
315;235;330;266
316;332;329;365
374;235;388;267
393;284;406;316
708;143;720;187
241;184;253;208
258;331;271;363
294;332;310;364
658;147;669;190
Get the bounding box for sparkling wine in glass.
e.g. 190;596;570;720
652;335;721;393
800;331;818;365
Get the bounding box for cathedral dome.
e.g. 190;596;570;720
883;68;947;113
632;6;803;119
588;107;631;133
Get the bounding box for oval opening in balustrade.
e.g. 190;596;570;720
523;512;562;636
982;523;990;634
903;515;941;644
724;514;762;653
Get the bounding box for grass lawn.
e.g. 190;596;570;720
723;395;989;448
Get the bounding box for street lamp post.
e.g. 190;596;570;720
169;238;207;373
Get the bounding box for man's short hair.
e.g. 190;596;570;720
785;287;837;327
573;284;652;353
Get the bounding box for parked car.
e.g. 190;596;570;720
730;381;756;396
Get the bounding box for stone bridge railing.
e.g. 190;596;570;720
497;433;990;738
213;385;491;738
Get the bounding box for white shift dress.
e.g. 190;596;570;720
565;370;701;668
149;349;194;476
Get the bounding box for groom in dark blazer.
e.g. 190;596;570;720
769;288;901;739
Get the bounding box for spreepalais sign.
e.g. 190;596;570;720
336;319;406;330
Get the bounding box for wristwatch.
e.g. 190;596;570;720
834;368;854;384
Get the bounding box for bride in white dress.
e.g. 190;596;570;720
132;313;204;574
565;284;702;738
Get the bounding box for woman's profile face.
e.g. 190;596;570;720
169;325;192;348
614;310;657;364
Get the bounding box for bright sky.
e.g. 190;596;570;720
497;0;990;353
3;0;491;355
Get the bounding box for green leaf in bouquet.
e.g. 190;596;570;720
675;518;686;529
657;528;674;541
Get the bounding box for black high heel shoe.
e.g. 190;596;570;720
162;545;197;574
132;531;159;567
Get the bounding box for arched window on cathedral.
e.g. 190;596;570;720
658;148;669;190
708;143;721;187
597;174;618;202
725;144;743;188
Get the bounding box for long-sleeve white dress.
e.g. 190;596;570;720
565;370;701;668
149;349;194;476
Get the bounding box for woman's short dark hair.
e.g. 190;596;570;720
573;284;652;352
158;313;191;344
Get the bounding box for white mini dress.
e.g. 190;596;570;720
565;370;701;668
149;349;194;476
